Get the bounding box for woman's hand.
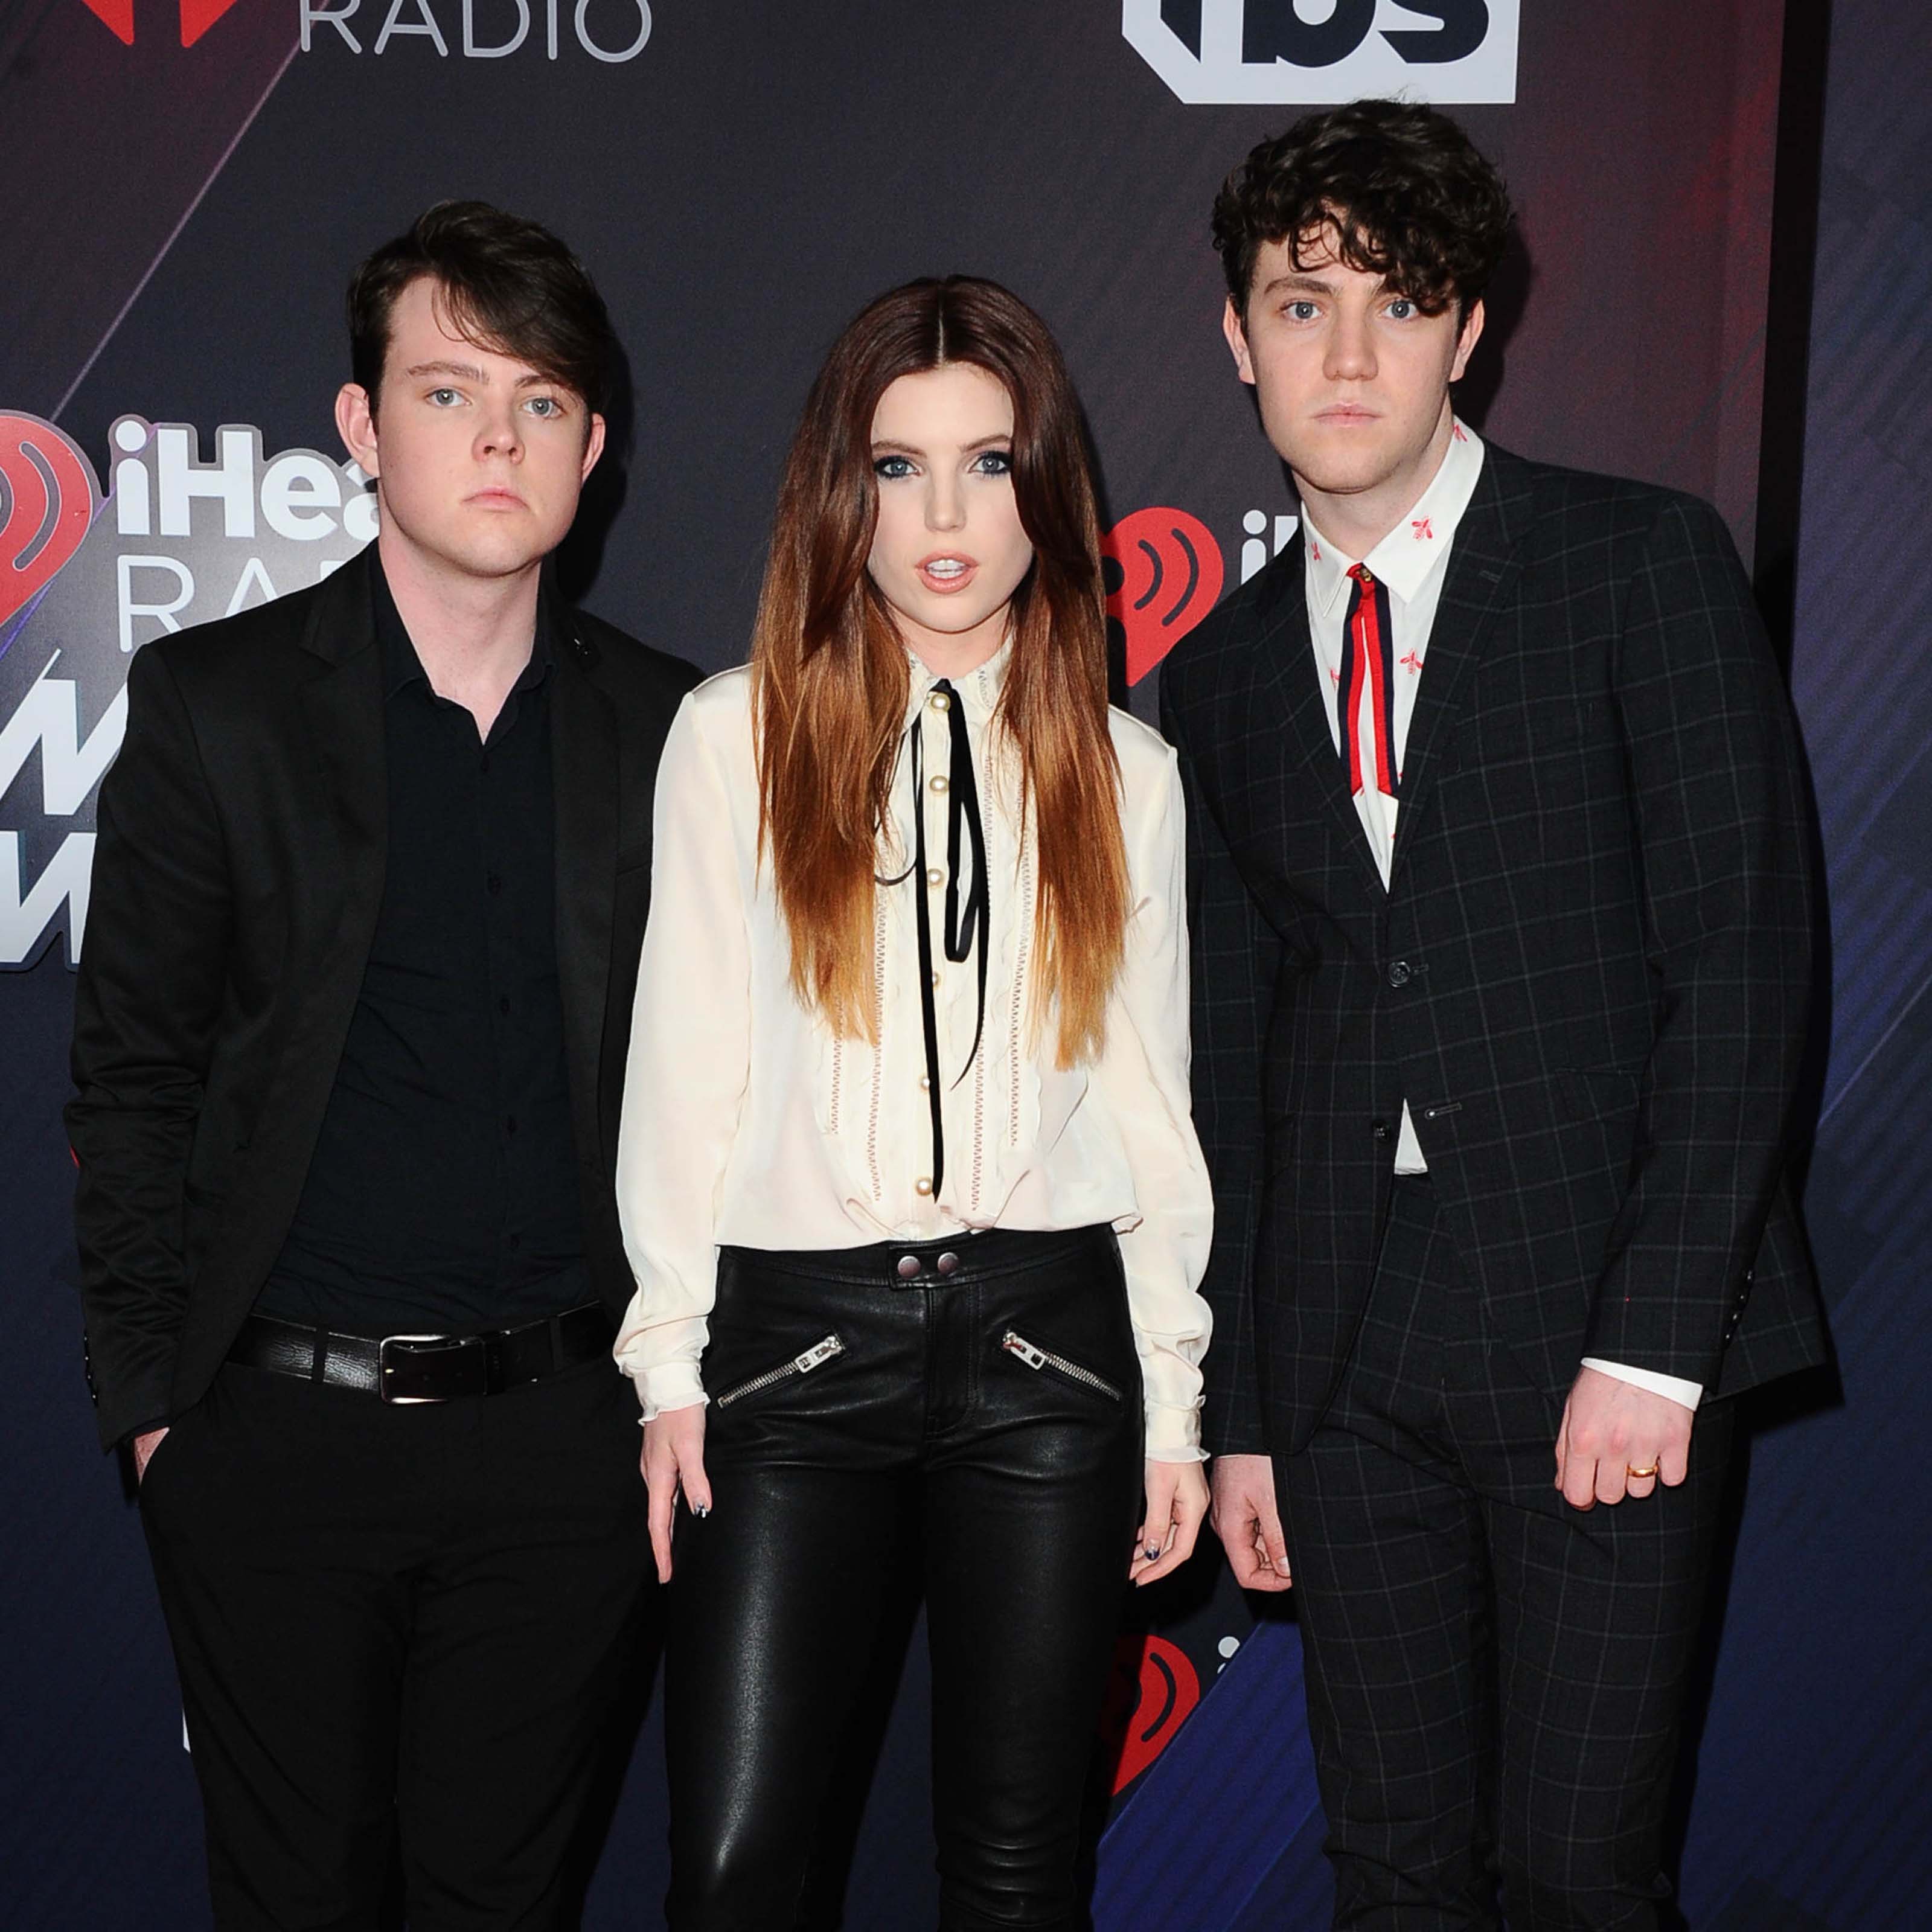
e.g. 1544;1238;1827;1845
1130;1456;1210;1586
640;1404;712;1583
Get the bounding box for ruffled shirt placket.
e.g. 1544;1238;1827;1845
874;644;1021;1230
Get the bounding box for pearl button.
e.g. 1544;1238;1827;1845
930;692;950;712
915;1177;933;1196
927;868;943;888
930;775;948;794
918;1075;932;1091
930;970;941;989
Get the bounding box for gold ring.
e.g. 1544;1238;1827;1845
1625;1462;1661;1480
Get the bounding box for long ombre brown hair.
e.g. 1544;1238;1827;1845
752;277;1129;1067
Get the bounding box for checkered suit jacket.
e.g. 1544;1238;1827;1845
1160;442;1826;1458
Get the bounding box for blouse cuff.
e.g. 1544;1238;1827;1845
1143;1401;1206;1463
627;1361;708;1424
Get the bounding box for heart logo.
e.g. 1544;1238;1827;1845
75;0;248;48
1;414;100;635
1102;506;1224;686
1099;1632;1202;1793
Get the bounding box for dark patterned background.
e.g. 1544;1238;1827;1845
2;3;1924;1925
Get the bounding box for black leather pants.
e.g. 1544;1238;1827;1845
664;1226;1145;1932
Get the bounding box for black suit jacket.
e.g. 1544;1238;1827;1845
68;545;701;1450
1160;443;1826;1458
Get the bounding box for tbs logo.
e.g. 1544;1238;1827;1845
1124;0;1518;104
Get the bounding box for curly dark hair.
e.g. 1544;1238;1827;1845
1212;98;1512;318
347;200;616;416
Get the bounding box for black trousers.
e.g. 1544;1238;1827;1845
665;1227;1145;1932
138;1354;654;1931
1278;1177;1735;1931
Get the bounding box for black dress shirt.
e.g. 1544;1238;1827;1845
255;565;590;1335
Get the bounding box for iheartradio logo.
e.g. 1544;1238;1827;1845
74;0;243;45
1;416;100;635
71;0;657;62
1099;1632;1201;1793
1102;507;1224;686
1;411;372;970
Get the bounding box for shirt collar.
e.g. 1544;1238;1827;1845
373;551;554;702
903;632;1012;729
1302;417;1487;615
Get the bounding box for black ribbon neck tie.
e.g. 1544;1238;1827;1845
888;678;990;1200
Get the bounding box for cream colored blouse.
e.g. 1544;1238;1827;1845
612;644;1214;1460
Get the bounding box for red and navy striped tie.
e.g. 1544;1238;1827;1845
1338;563;1398;799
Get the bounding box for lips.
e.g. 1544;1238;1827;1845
468;487;526;510
1314;405;1379;424
916;552;978;594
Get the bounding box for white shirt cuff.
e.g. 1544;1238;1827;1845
1143;1402;1206;1463
625;1361;708;1424
1579;1358;1703;1411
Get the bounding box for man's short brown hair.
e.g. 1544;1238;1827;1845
1213;98;1512;319
347;200;616;415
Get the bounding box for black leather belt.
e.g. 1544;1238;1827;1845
227;1303;617;1404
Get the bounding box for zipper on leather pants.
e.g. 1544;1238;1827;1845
1000;1329;1124;1403
713;1334;845;1409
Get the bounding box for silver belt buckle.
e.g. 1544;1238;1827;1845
378;1331;462;1404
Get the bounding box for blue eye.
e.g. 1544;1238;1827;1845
526;395;563;418
429;388;462;406
1386;298;1416;320
874;455;915;479
971;450;1013;476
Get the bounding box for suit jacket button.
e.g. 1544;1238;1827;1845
1371;1119;1392;1142
1387;961;1412;988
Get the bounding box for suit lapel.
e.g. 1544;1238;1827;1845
295;552;387;974
549;608;619;1166
1389;447;1536;891
1254;529;1389;902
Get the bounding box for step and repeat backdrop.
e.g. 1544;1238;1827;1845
3;2;1926;1925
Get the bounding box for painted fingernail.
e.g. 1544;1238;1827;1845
1145;1544;1162;1561
693;1504;709;1520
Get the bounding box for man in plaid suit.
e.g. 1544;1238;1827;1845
1160;101;1826;1927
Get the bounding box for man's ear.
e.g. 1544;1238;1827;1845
1449;298;1486;383
335;383;380;478
1223;296;1257;386
580;412;607;484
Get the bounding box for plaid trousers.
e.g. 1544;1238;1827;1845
1279;1176;1734;1931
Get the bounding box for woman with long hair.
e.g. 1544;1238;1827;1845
614;277;1214;1930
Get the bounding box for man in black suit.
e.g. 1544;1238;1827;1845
1160;103;1825;1927
69;202;698;1928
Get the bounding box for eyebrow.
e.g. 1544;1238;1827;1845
869;433;1014;456
404;360;560;391
1257;272;1344;299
